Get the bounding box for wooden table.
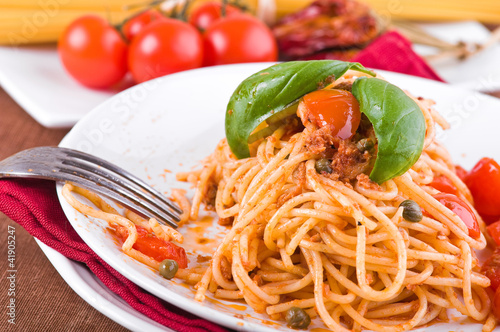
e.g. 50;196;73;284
1;82;499;332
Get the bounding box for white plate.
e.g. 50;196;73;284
54;62;500;331
1;21;499;128
0;45;126;128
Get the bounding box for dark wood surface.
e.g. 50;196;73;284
0;72;499;332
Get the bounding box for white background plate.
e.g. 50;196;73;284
0;45;129;128
54;62;500;331
1;21;499;128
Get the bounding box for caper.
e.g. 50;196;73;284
356;138;374;152
285;307;311;330
399;199;423;222
315;158;332;174
159;259;178;280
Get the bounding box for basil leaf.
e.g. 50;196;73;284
225;60;374;159
352;77;425;184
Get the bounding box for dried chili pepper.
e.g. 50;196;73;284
272;0;380;60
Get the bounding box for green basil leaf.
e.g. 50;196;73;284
352;77;425;184
225;60;374;159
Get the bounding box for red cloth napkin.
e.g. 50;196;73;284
0;178;228;332
0;40;443;331
352;31;444;82
305;30;444;82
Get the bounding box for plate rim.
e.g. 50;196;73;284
35;239;172;332
56;62;500;332
57;62;286;332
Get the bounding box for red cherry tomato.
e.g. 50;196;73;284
433;193;480;239
128;19;203;83
482;247;500;291
115;225;188;268
122;10;165;41
298;89;361;140
203;14;278;66
189;2;241;31
483;214;500;225
429;175;458;195
455;165;468;182
465;158;500;217
58;15;128;89
487;220;500;246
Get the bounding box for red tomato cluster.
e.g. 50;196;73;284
58;3;278;89
429;157;500;320
465;158;500;219
455;158;500;320
456;158;500;225
430;158;500;241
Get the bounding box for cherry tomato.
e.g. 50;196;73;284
465;158;500;218
298;89;361;139
434;193;480;239
482;247;500;291
189;2;241;31
488;220;500;246
455;165;468;182
429;175;458;195
122;10;165;41
128;19;203;83
483;214;500;225
58;15;128;89
202;14;278;66
115;225;188;268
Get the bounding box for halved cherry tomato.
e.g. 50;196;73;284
128;19;203;83
455;165;468;182
465;158;500;218
189;2;241;31
429;175;458;195
122;10;165;41
298;89;361;140
115;225;188;268
202;14;277;66
433;193;480;239
488;220;500;246
482;247;500;291
58;15;128;89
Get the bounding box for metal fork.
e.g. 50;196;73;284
0;146;181;228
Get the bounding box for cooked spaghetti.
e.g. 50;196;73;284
175;70;494;331
63;62;497;332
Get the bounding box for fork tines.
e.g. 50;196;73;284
1;146;181;228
